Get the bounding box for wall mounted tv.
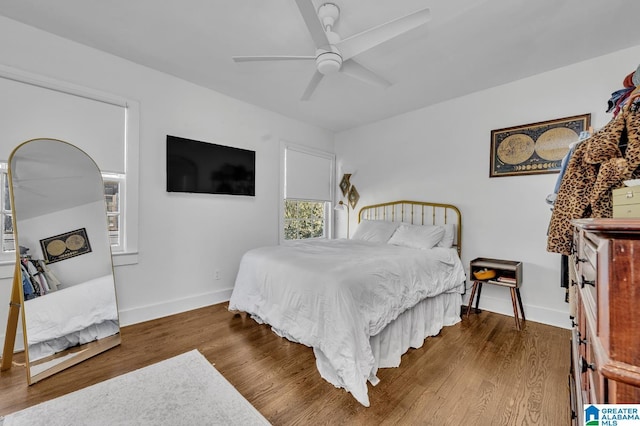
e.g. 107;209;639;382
166;135;255;196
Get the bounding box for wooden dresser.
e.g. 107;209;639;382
570;218;640;423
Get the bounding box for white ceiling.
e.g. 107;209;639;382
1;0;640;132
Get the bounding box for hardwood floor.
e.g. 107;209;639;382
0;303;571;425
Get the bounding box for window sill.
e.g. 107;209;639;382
112;251;139;267
0;251;139;279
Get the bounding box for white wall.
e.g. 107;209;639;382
335;45;640;329
0;16;334;339
1;14;638;340
19;201;113;287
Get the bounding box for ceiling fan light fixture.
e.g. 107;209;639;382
316;51;342;74
234;1;433;100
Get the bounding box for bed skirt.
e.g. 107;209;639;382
249;290;463;404
310;291;462;391
28;320;120;362
370;291;462;370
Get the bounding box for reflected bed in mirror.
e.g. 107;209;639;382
3;138;120;384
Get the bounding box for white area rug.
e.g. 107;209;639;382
1;350;270;426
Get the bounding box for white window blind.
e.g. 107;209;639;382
0;65;139;267
285;147;333;201
0;74;126;173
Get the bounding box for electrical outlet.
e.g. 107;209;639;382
214;270;221;280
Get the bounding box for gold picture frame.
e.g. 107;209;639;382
339;173;351;197
40;228;92;264
490;113;591;177
348;185;360;209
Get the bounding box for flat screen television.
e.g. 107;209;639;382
166;135;255;196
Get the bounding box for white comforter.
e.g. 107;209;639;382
228;239;466;406
24;274;118;345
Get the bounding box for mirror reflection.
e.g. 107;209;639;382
9;138;120;384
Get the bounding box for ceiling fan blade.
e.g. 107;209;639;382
336;8;431;60
295;0;331;49
340;59;391;88
301;71;324;101
233;55;315;63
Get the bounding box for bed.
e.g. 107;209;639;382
228;200;465;406
24;274;120;362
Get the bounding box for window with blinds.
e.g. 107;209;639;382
0;65;139;263
282;144;335;242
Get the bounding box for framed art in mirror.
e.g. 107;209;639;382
40;228;92;264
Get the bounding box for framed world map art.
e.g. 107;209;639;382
40;228;92;264
490;113;591;177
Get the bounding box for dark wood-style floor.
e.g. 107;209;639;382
0;303;571;425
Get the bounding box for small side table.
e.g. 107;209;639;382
466;257;525;330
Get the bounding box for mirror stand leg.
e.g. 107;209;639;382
1;266;22;371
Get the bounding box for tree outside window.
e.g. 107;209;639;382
284;199;326;240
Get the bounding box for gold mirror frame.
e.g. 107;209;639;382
1;138;120;384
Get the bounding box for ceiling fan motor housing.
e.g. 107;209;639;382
232;1;431;99
315;3;342;75
316;50;342;74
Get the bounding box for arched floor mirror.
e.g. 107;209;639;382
1;138;120;384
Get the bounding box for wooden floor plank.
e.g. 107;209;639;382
0;303;571;425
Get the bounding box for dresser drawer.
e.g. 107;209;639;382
613;187;640;217
613;203;640;218
613;187;640;205
586;336;605;403
574;229;598;318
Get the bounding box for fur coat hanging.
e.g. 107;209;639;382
547;106;640;256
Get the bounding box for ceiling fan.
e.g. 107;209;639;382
232;1;431;100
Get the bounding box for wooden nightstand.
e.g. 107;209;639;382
466;257;525;330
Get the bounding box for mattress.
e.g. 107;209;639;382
228;238;466;406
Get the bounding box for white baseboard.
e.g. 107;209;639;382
118;287;234;327
463;293;571;330
0;330;24;354
0;289;233;356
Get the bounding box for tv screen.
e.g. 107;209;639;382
166;135;255;196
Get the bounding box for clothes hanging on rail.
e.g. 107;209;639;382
37;259;60;291
19;255;62;300
547;105;640;256
607;67;640;117
607;71;636;117
20;263;36;300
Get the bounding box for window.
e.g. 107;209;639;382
284;199;328;240
0;164;14;255
0;166;126;256
102;173;125;251
0;64;140;266
281;143;335;242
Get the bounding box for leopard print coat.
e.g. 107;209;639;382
547;107;640;255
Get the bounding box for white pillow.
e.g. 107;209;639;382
437;223;456;248
351;220;400;243
400;223;456;248
388;224;445;250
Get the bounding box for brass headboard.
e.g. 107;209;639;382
358;200;462;257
